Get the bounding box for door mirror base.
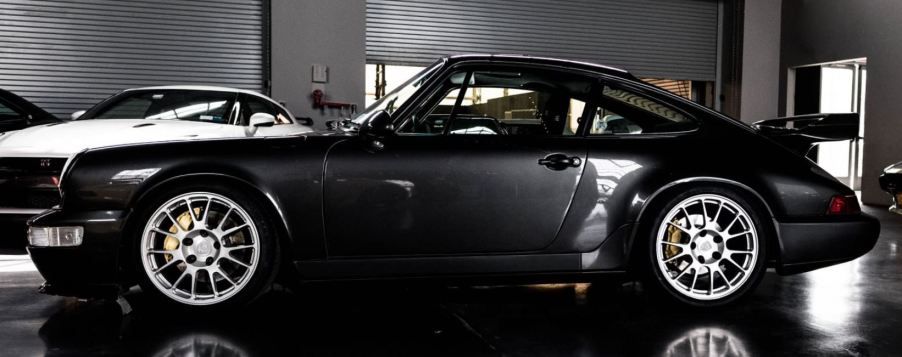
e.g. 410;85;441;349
360;110;394;138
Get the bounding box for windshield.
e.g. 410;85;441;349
85;90;237;124
352;61;442;125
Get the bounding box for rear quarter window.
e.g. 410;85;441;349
590;86;696;135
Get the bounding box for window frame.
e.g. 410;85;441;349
394;61;599;138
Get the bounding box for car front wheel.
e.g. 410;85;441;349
648;189;767;306
136;188;278;308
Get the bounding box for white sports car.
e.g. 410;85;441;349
0;86;312;246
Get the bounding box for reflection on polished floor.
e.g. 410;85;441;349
0;206;899;356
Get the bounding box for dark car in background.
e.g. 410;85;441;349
880;161;902;215
26;55;879;310
0;88;59;133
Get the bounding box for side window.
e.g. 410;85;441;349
399;69;591;136
0;100;24;121
589;85;696;135
242;95;292;125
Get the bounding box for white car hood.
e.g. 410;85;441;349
0;119;248;158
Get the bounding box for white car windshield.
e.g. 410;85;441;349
85;90;237;124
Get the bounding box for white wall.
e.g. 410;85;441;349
781;0;902;205
740;0;782;123
270;0;366;129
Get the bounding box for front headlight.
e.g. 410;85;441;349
28;226;83;247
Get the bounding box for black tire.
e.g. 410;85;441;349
131;182;280;310
644;186;768;307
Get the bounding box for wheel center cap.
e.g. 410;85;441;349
195;240;213;255
691;232;724;264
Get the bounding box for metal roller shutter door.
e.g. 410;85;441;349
0;0;267;118
367;0;718;81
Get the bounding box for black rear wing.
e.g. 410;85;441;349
753;113;860;156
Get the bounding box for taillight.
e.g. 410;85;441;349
827;195;861;215
51;176;60;187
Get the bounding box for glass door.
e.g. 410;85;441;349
815;62;866;189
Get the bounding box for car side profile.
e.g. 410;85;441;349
26;55;880;309
0;86;310;247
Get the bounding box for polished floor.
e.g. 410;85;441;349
0;206;899;356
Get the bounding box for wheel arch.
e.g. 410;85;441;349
625;177;782;270
118;172;294;284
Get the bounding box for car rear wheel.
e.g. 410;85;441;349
648;189;767;306
137;188;278;308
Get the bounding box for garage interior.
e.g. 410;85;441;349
1;0;901;355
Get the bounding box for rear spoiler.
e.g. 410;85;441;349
753;113;860;156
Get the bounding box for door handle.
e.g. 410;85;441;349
538;154;582;169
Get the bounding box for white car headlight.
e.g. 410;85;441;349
28;226;83;247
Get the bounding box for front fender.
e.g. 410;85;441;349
57;137;333;261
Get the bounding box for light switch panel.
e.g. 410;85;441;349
312;64;328;83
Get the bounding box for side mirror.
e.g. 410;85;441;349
249;113;276;127
296;117;314;126
360;110;394;138
70;110;86;120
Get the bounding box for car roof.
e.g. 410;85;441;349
124;85;267;97
444;54;637;80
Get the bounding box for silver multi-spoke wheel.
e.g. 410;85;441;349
654;194;759;301
141;192;260;306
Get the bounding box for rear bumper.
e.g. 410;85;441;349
26;209;128;299
775;214;880;275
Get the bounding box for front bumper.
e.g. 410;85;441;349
26;209;129;299
775;213;880;275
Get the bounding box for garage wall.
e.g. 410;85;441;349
739;0;781;123
780;0;902;205
0;0;267;118
270;0;366;129
366;0;719;81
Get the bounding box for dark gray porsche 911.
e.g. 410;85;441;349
26;55;879;309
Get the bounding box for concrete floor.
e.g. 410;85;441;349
0;206;899;356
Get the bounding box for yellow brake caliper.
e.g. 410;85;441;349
664;218;684;261
162;208;200;263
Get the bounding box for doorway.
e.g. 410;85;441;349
788;58;867;189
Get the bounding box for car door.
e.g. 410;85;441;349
323;64;596;257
